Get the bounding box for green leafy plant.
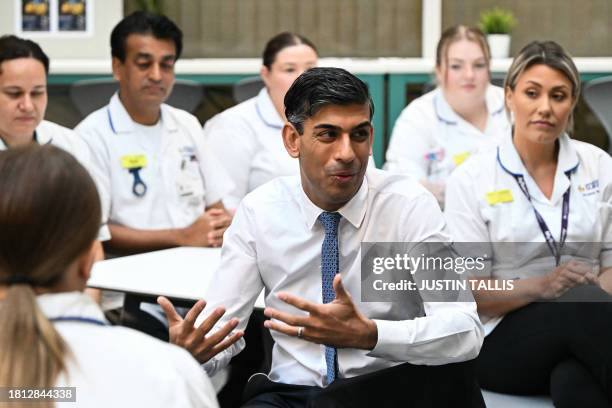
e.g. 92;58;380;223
478;7;517;34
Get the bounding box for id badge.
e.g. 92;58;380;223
176;147;204;207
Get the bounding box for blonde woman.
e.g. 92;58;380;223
445;41;612;407
385;25;510;206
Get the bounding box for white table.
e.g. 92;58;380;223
88;246;265;308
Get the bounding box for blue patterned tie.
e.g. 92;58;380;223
318;211;341;384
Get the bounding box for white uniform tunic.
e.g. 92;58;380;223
76;93;233;231
445;133;612;334
384;85;510;182
0;120;110;241
202;88;298;208
0;120;89;158
34;292;219;408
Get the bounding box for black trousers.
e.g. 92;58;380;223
242;359;484;408
477;285;612;408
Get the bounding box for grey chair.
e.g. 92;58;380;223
583;75;612;154
69;78;204;118
481;389;553;407
232;76;265;104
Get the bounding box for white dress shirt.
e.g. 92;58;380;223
200;168;483;387
0;120;110;241
202;88;299;208
445;133;612;334
384;86;510;182
35;292;218;408
76;93;233;231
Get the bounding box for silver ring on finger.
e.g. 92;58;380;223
297;326;304;338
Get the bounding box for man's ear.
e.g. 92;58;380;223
112;57;122;82
368;126;374;156
282;123;301;159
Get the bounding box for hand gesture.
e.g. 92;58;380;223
263;275;378;350
157;296;243;363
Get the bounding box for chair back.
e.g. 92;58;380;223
583;76;612;154
70;79;204;118
232;76;265;104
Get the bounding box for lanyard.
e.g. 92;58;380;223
129;168;147;197
509;171;571;266
50;316;108;326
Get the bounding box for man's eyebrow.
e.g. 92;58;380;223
313;121;372;131
313;124;341;130
134;52;176;62
352;121;372;130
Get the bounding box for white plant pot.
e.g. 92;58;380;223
487;34;511;58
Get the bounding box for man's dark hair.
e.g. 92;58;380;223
0;35;49;76
284;67;374;134
110;11;183;62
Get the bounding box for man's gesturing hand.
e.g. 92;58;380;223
263;275;378;350
158;296;244;363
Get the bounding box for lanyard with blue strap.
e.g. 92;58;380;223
498;148;572;266
129;167;147;197
108;107;148;197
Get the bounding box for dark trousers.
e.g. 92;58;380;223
242;360;484;408
478;285;612;408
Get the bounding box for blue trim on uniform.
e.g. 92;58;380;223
50;316;108;326
497;140;581;178
491;104;505;116
433;94;458;125
107;108;117;134
566;162;580;175
496;146;523;177
255;98;283;130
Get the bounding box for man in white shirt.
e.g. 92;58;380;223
77;12;233;256
160;67;485;407
76;12;234;339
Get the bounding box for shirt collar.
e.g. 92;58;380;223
298;170;369;230
36;292;108;324
107;92;178;134
255;88;284;130
434;85;506;125
0;127;47;150
497;132;579;177
35;123;53;145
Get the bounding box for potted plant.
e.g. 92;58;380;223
478;7;517;58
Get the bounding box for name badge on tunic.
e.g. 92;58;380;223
176;147;204;207
120;155;147;169
452;151;471;166
486;189;514;205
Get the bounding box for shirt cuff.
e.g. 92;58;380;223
97;224;111;241
366;318;413;360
